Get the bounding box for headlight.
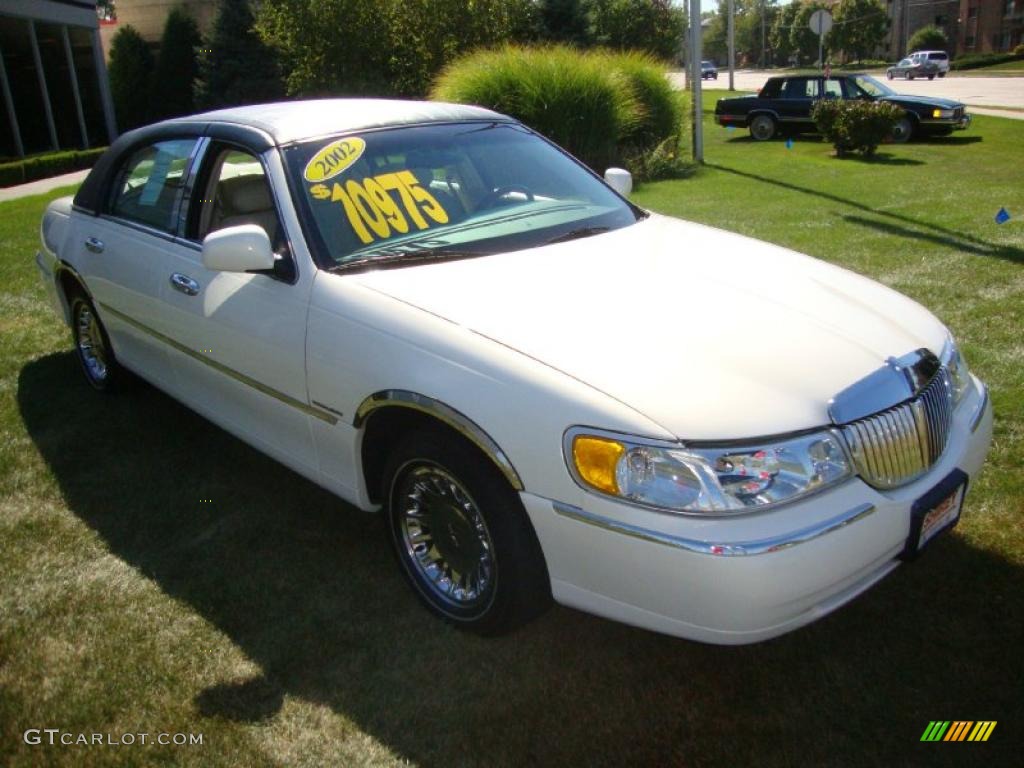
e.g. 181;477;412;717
942;336;972;405
932;109;955;119
567;428;851;514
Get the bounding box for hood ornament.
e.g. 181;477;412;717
828;348;941;424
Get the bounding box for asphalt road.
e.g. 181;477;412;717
670;70;1024;111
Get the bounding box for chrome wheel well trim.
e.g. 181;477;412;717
354;390;523;491
54;262;92;325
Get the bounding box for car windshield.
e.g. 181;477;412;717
851;75;895;98
284;121;642;269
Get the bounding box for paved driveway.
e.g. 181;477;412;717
670;70;1024;110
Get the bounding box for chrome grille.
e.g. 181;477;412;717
841;367;954;489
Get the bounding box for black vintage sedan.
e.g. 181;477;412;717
714;73;971;143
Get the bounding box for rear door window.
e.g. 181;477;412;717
109;139;197;233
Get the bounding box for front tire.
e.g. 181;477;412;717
886;71;894;80
891;116;914;143
749;114;776;141
383;430;550;635
928;75;935;80
70;295;123;391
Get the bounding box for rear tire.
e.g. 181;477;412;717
383;430;551;635
938;72;946;78
70;295;124;392
749;114;776;141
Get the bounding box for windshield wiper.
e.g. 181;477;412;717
545;226;610;245
333;247;484;272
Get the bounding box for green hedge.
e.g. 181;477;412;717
950;52;1023;71
0;148;106;188
432;45;688;180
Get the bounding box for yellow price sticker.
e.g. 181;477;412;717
303;137;366;183
311;171;449;245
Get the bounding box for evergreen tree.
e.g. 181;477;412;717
107;25;154;130
153;7;202;120
196;0;285;109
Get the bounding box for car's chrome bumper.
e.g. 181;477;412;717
521;379;993;644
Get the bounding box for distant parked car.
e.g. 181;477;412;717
701;60;718;80
910;50;950;77
887;57;940;80
714;73;971;143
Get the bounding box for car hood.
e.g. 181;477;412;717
885;93;963;109
348;215;948;439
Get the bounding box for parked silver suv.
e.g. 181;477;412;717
910;50;950;77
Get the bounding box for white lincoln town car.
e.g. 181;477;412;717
36;100;992;643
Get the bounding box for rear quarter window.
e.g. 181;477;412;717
109;139;197;233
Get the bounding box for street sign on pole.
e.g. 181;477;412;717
808;9;832;71
727;0;735;91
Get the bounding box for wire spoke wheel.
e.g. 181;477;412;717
75;302;108;384
396;463;497;611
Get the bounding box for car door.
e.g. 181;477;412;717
149;141;320;474
74;136;201;390
777;77;818;125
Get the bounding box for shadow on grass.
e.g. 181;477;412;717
913;135;984;145
707;163;1023;266
17;352;1024;767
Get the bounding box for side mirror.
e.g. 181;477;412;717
201;224;275;273
604;167;633;197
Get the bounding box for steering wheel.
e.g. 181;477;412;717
479;184;534;210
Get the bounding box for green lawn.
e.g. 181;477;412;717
1;102;1022;766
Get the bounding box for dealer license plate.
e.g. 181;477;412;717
918;485;965;550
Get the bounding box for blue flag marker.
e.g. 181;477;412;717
995;207;1010;224
726;125;735;132
785;138;794;149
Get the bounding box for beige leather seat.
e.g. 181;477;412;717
211;175;279;246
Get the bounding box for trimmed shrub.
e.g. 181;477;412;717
811;99;902;157
195;0;284;109
432;46;687;179
907;24;948;55
152;8;203;120
1015;43;1024;57
108;25;154;130
950;52;1024;71
0;148;106;188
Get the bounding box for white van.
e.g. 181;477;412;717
910;50;950;77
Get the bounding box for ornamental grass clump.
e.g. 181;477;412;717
811;99;903;157
432;45;688;180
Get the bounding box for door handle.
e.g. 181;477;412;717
84;237;104;254
169;273;200;296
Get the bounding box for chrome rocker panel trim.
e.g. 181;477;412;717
552;500;876;557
